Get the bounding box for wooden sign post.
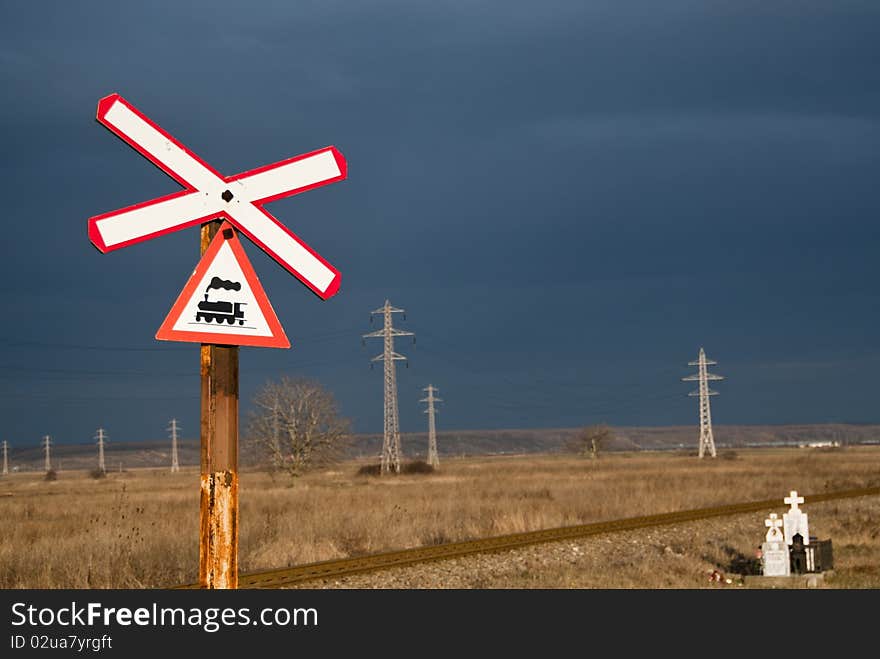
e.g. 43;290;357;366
198;219;240;589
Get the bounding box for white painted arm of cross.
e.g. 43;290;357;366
88;94;345;299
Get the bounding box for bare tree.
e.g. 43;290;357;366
246;377;351;479
568;424;614;459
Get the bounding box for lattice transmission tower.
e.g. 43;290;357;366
363;300;414;475
682;347;724;458
420;385;442;469
42;435;52;472
95;428;107;474
169;419;180;473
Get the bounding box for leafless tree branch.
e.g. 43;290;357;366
245;376;351;479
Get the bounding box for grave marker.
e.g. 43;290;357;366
783;490;810;546
761;513;790;576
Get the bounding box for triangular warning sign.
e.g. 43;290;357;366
156;221;290;348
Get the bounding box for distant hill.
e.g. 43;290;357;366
3;424;877;473
361;423;879;459
3;439;202;473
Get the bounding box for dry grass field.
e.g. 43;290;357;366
0;447;878;589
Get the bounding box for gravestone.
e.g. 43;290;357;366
761;513;790;576
790;533;808;574
745;491;835;587
783;490;809;546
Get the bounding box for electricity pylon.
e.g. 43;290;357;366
95;428;107;474
169;419;180;473
42;435;52;472
2;440;8;475
682;347;723;458
420;385;442;468
363;300;414;475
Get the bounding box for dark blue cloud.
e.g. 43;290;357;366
1;1;878;446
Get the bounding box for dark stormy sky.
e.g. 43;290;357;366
1;1;879;446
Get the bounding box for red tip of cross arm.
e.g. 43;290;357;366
96;93;122;122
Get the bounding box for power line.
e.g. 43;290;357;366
0;392;200;402
0;347;362;381
42;435;52;473
0;339;189;353
0;324;366;353
420;384;442;469
168;419;180;473
95;427;107;474
682;347;724;458
0;365;195;379
363;300;414;475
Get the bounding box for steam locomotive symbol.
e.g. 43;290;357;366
195;276;247;325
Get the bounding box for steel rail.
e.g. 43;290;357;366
173;485;880;589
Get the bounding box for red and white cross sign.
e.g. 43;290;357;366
88;93;346;300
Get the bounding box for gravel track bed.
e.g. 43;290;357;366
286;498;878;589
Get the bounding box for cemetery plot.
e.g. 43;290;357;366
757;490;834;581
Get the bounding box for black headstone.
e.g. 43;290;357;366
790;533;807;574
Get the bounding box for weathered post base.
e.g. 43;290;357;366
199;470;239;589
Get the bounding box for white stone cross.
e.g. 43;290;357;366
765;513;784;541
783;490;810;546
784;491;804;511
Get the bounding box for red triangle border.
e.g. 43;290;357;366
156;221;290;348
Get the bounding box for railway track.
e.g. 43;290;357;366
175;485;880;589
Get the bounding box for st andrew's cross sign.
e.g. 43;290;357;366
88;93;346;299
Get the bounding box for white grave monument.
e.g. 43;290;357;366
761;512;790;576
783;490;810;546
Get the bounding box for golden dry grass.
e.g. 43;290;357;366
0;447;878;588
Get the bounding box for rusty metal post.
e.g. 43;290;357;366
199;219;240;589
